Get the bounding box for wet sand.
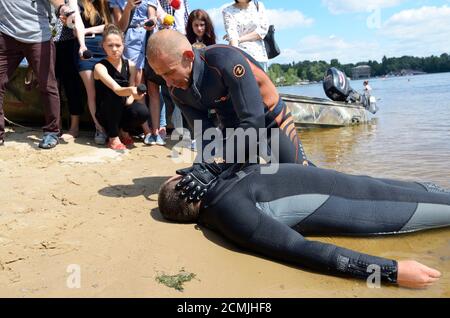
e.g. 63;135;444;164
0;127;448;297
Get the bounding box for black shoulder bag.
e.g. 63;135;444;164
255;1;280;59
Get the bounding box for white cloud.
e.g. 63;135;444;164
380;5;450;57
274;35;380;64
207;3;313;40
322;0;404;14
273;5;450;64
265;9;314;30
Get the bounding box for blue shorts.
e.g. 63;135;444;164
77;35;107;72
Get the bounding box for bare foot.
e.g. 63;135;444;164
61;133;75;142
67;129;79;138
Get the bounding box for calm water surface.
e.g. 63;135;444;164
281;73;449;297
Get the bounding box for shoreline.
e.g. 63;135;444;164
0;127;448;297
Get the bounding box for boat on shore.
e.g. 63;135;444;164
281;93;371;127
282;67;379;127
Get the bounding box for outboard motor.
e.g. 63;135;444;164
323;67;378;114
323;67;351;101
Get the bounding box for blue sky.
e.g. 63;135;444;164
189;0;450;64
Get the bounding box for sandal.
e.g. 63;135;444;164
120;135;134;146
0;139;4;146
108;140;126;150
38;132;59;149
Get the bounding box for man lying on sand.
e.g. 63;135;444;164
158;163;450;289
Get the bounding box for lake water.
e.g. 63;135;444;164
280;73;449;297
279;72;450;188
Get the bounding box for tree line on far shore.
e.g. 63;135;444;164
268;53;450;86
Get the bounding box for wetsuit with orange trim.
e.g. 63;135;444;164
170;45;308;165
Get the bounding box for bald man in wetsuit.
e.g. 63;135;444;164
158;163;450;289
146;29;307;165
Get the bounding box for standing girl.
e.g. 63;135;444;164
109;0;158;84
70;0;111;144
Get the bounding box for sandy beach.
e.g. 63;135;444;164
0;126;448;298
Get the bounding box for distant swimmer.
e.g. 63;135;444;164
159;163;449;289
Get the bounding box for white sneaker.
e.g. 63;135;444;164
155;134;166;146
94;131;107;145
143;134;156;145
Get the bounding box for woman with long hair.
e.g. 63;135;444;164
186;9;216;49
68;0;111;144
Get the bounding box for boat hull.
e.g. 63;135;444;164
3;64;92;127
281;93;370;127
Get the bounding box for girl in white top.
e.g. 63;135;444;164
222;0;269;70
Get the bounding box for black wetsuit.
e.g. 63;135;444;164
169;45;307;165
199;164;450;283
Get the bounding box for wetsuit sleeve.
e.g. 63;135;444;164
173;99;218;161
220;52;266;132
216;51;267;163
215;202;398;283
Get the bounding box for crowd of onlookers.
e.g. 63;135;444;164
0;0;269;150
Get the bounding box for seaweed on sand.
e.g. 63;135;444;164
155;268;197;292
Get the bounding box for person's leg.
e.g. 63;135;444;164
25;40;61;135
79;70;105;141
96;96;125;149
161;85;175;128
147;81;161;135
135;69;143;85
145;82;166;145
120;101;149;134
159;97;167;139
0;33;24;142
289;168;450;236
57;39;83;137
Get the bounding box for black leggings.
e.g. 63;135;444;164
96;99;149;138
55;39;83;116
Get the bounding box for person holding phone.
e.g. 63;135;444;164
110;0;158;85
69;0;111;145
